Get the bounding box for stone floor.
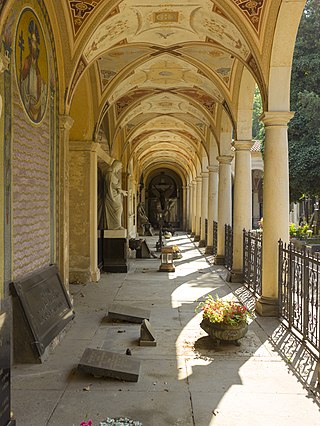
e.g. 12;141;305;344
12;233;320;426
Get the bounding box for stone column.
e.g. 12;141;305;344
199;172;209;247
230;141;253;282
182;185;187;230
186;184;191;231
194;176;202;242
191;180;196;236
214;155;233;265
256;112;294;316
69;141;100;284
59;115;74;289
205;165;219;254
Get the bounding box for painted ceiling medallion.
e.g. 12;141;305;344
233;0;265;32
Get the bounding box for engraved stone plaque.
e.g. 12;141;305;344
140;319;157;347
11;264;75;362
78;348;140;382
107;303;150;324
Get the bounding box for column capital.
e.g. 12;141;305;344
201;171;209;178
260;111;294;127
233;140;254;151
217;155;233;165
59;115;74;131
207;165;219;173
196;176;202;183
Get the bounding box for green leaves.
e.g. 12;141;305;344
289;0;320;201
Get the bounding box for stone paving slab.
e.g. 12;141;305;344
67;358;188;393
12;389;62;426
191;390;320;426
47;390;194;426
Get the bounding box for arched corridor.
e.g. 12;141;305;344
0;1;319;425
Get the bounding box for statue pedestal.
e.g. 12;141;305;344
103;230;128;273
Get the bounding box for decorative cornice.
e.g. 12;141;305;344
69;140;99;152
0;50;10;74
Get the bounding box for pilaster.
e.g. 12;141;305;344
69;140;100;284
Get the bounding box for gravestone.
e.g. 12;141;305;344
78;348;140;382
140;319;157;346
0;299;15;426
107;303;150;324
11;264;75;363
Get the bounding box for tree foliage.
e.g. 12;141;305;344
289;0;320;201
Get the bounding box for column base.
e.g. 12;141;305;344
214;255;225;265
69;269;100;284
190;232;195;238
228;269;244;283
205;246;214;255
256;296;279;317
194;235;200;242
198;239;207;248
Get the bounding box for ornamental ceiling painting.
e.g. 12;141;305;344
58;0;280;170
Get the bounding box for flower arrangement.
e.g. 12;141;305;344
289;223;312;239
171;245;182;259
196;295;251;326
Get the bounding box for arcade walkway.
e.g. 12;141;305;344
11;234;319;426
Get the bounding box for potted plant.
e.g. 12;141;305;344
196;295;252;345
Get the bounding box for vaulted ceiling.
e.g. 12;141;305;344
52;0;285;177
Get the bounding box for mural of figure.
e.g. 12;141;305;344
20;19;47;122
105;160;127;230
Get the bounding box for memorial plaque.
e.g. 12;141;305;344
78;348;140;382
11;265;75;362
140;319;157;347
0;300;15;426
107;303;150;324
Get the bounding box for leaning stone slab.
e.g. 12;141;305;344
107;303;150;323
78;348;140;382
140;319;157;346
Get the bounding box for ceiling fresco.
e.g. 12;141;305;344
97;45;154;91
83;1;250;63
232;0;266;33
67;0;105;36
60;0;279;174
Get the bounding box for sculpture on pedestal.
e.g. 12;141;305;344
104;160;127;230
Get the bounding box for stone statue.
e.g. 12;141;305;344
105;160;127;230
137;202;149;226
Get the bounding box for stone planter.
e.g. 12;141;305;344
200;318;248;346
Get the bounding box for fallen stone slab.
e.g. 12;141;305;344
107;303;150;323
78;348;140;382
140;319;157;346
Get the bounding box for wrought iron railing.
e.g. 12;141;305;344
279;241;320;358
243;230;262;297
204;219;208;246
224;224;233;271
213;221;218;255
